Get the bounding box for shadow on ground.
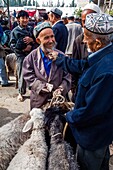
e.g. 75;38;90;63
0;107;21;127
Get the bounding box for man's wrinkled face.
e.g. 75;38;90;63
37;28;56;52
19;16;29;28
83;28;96;52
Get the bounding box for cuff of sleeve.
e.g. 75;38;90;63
58;53;65;58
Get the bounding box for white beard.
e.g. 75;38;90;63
40;42;57;54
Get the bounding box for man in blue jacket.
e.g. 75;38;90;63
47;13;113;170
48;8;68;53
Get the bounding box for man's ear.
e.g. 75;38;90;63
36;37;41;44
95;39;102;49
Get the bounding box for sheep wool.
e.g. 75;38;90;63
7;108;48;170
0;114;31;170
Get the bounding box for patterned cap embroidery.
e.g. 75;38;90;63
85;13;113;35
33;22;52;38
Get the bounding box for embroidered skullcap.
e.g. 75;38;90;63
83;3;101;13
85;13;113;35
33;22;52;38
50;8;63;17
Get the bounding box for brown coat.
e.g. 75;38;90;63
72;33;88;60
71;33;88;97
23;47;71;109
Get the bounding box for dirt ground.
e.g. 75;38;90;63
0;76;30;127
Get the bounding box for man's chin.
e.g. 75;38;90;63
41;44;56;53
46;45;56;52
46;47;54;53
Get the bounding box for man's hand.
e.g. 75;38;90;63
23;36;33;44
41;83;53;93
48;51;58;61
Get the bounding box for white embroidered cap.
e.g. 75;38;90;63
85;13;113;35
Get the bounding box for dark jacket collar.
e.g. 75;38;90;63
55;20;63;24
88;43;113;67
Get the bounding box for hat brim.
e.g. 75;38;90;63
35;26;52;38
85;26;113;35
51;11;61;17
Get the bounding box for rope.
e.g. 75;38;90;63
47;94;74;140
51;132;62;138
49;94;65;107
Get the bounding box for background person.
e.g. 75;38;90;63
12;15;19;30
65;15;82;57
0;25;9;87
61;15;68;25
71;3;101;101
48;7;68;53
10;10;36;102
72;3;101;60
41;12;49;22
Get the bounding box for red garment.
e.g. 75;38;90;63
26;10;36;17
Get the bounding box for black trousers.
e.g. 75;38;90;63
77;145;110;170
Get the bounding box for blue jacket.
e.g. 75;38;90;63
52;21;68;53
55;43;113;150
10;25;35;58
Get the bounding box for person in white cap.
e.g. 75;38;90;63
46;13;113;170
71;3;101;101
72;3;101;59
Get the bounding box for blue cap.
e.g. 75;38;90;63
33;22;52;38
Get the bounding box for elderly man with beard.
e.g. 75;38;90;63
47;13;113;170
23;22;71;110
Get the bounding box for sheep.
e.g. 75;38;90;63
0;113;31;170
7;108;48;170
45;106;79;170
5;53;18;88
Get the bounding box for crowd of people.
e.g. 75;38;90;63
1;3;113;170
